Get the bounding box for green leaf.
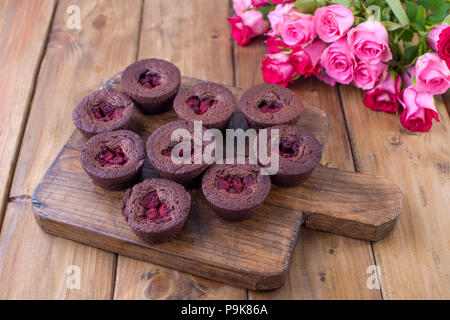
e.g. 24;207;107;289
443;14;450;25
405;1;418;23
386;0;410;26
418;0;443;11
382;21;402;31
416;5;426;30
404;45;418;62
257;5;275;20
331;0;352;7
295;0;327;14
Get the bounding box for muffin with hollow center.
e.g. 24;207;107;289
201;159;271;221
72;88;135;139
239;83;303;129
256;125;322;187
173;82;236;130
122;178;191;243
120;58;181;114
81;130;145;190
146;120;212;187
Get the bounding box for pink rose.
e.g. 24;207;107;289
261;52;296;86
428;25;448;51
267;3;296;34
289;39;327;76
437;27;450;68
415;53;450;95
265;36;289;53
314;5;354;43
233;0;252;15
229;16;252;46
399;86;439;132
280;13;316;47
228;10;268;46
353;60;386;90
316;69;336;86
347;20;392;64
251;0;270;7
364;73;402;113
320;37;356;84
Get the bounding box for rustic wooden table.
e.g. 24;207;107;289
0;0;448;299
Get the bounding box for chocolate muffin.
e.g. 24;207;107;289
120;59;181;114
257;125;322;187
72;88;134;139
146;120;211;187
81;130;145;190
173;82;236;130
122;178;191;243
239;83;303;129
201;160;271;221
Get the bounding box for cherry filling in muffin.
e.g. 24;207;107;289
138;69;161;88
279;140;302;158
95;146;128;166
186;96;217;115
139;191;172;223
92;102;124;122
215;174;255;194
161;142;195;157
258;100;284;113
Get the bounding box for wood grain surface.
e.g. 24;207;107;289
340;86;450;299
0;0;447;299
234;40;383;299
0;0;142;299
0;0;56;225
33;75;401;290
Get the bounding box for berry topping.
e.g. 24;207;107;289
258;100;284;113
138;69;161;88
95;146;128;166
215;174;255;194
186;96;217;115
92;102;124;122
140;191;171;223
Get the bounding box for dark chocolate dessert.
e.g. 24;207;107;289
81;130;145;190
120;59;181;114
146;120;211;187
239;84;303;129
173;82;236;130
122;178;191;243
201;160;271;221
72;88;134;139
257;125;322;187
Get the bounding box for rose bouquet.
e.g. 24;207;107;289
229;0;450;132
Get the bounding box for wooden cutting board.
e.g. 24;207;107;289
32;76;402;290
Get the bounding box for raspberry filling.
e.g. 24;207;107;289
186;96;217;115
161;142;195;157
138;69;161;88
140;191;171;223
92;102;124;122
95;146;128;167
279;140;302;158
258;100;284;113
215;174;255;194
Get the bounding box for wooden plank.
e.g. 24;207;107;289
113;0;247;299
234;40;381;299
340;86;450;299
0;0;56;224
0;0;142;299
